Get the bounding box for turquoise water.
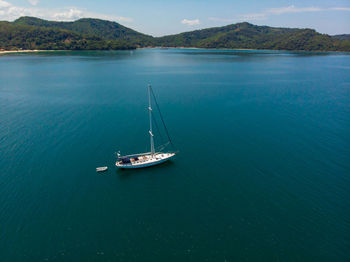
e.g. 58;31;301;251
1;49;349;261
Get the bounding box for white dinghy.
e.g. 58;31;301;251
116;85;176;169
96;166;108;172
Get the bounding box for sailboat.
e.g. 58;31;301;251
116;85;176;169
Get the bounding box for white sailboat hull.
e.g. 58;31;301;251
116;152;175;169
116;85;176;170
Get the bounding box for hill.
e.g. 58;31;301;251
14;16;155;46
0;21;136;50
156;22;350;51
332;34;350;41
1;17;350;52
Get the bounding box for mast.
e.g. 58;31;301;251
148;84;155;154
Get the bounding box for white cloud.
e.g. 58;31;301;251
330;7;350;11
266;5;322;15
28;0;38;6
210;5;350;24
52;8;83;20
210;14;266;22
181;18;200;26
84;12;132;23
208;17;235;23
239;5;323;22
0;0;10;8
238;13;267;21
0;0;132;23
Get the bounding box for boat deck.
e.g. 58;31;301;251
116;152;175;168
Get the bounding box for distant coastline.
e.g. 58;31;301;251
155;47;350;53
141;46;337;52
1;48;349;55
0;49;66;54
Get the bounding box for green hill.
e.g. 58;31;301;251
156;22;350;51
0;21;136;50
1;17;349;51
14;16;155;46
332;34;350;40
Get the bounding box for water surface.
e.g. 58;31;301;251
1;49;349;261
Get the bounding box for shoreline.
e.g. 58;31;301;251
0;50;69;54
141;46;350;53
1;48;349;54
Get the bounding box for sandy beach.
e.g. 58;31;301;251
0;50;63;55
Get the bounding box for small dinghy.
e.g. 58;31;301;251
96;166;108;172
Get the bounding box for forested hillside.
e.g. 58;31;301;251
156;22;350;51
14;16;155;46
0;21;136;50
1;17;349;51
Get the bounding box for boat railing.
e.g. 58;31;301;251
118;152;151;159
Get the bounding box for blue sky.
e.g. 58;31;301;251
1;0;349;36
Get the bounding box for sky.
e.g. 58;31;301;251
0;0;349;36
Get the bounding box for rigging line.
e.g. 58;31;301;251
157;141;170;152
151;110;165;143
150;86;174;147
152;111;171;152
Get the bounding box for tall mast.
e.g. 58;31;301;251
148;84;155;154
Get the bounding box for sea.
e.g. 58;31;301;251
1;49;349;261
